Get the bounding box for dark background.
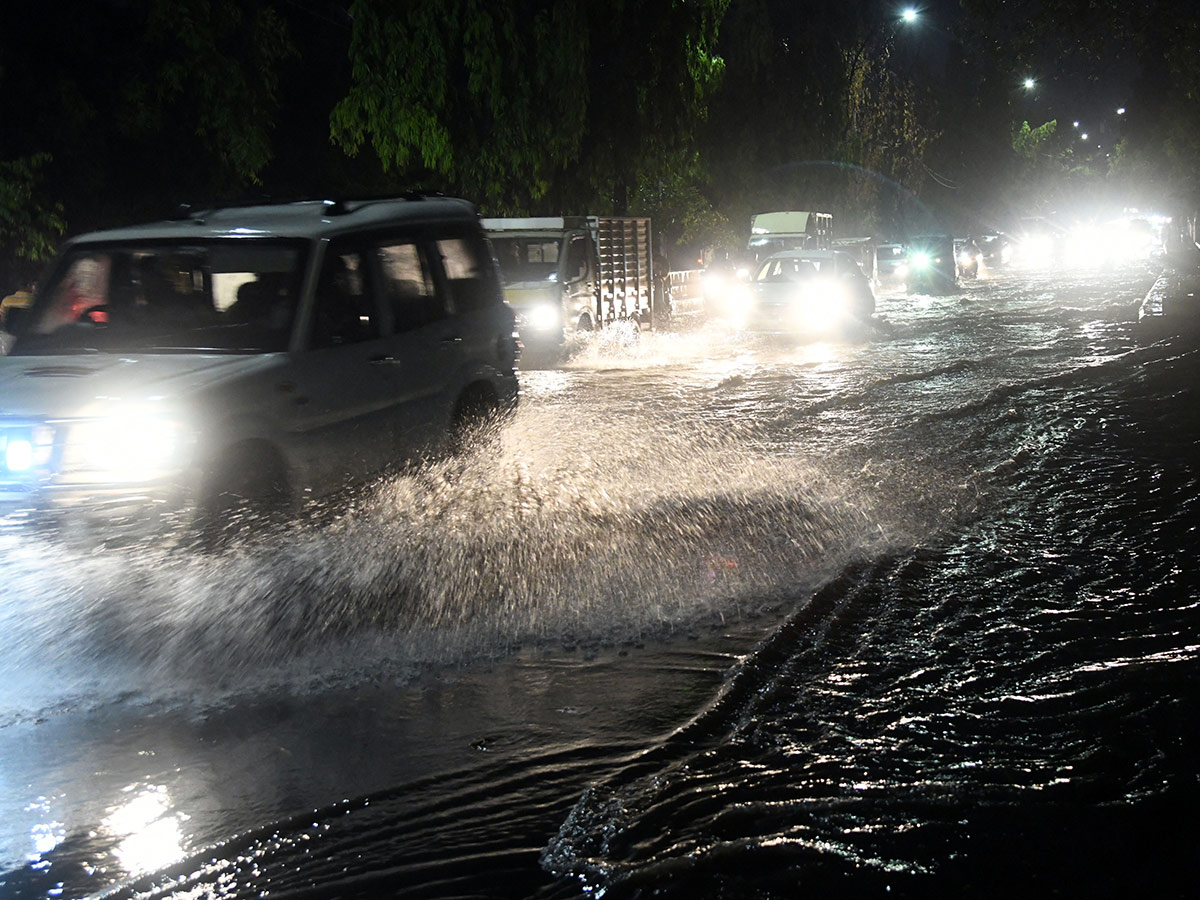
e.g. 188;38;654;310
2;0;1196;281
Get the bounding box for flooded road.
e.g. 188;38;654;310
2;263;1198;898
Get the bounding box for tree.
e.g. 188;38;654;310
0;0;297;239
330;0;729;215
0;154;66;265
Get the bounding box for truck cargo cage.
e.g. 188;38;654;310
596;217;653;326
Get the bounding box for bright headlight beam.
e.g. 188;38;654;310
526;303;561;332
73;413;184;479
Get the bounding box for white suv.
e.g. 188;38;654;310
0;196;520;542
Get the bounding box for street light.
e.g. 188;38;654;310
1023;77;1036;90
1117;107;1126;115
902;8;918;23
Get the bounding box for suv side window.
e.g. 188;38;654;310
376;240;444;332
311;244;380;348
435;234;496;313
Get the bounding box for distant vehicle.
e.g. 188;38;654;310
976;233;1013;270
955;237;982;279
747;210;834;264
1012;216;1068;268
905;234;959;295
731;249;876;335
833;237;878;285
874;239;908;288
701;251;753;319
481;216;662;347
0;196;520;545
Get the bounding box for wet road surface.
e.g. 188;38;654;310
2;262;1198;898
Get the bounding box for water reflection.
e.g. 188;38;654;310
102;785;185;876
25;798;63;859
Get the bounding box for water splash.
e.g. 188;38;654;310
0;403;919;724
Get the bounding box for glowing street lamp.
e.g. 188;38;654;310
1117;107;1126;115
902;8;918;23
1023;77;1036;90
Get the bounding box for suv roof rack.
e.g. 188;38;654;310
167;191;448;222
321;191;445;215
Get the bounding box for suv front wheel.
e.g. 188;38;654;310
449;384;503;456
194;442;291;550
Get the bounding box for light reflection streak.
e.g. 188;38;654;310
102;784;187;875
25;796;65;860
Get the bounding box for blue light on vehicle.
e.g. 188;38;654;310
5;438;34;472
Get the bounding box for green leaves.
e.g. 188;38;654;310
136;0;298;184
1012;120;1059;160
332;0;589;209
330;0;726;214
0;154;66;262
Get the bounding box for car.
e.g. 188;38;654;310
730;249;876;335
976;233;1013;270
905;234;959;295
1011;216;1069;268
0;196;520;545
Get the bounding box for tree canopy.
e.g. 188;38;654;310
2;0;1198;280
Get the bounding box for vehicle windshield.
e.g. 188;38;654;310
753;256;830;282
489;237;561;284
11;239;307;355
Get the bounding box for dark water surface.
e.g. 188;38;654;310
2;265;1198;898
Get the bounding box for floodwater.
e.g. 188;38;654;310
1;262;1197;898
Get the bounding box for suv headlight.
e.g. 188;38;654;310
67;411;190;481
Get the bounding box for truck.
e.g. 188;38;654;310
481;216;664;346
746;210;834;264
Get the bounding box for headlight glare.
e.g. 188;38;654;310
71;413;186;480
526;303;561;332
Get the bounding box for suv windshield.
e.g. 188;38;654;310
12;239;307;355
754;256;828;282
